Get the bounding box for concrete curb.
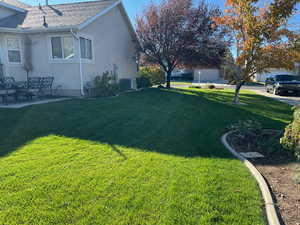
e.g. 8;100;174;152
221;132;280;225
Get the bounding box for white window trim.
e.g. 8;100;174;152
6;37;22;65
48;34;76;63
79;34;95;64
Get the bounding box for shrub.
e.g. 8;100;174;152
94;71;120;97
139;66;165;85
281;106;300;159
202;84;216;89
136;77;151;89
228;120;263;141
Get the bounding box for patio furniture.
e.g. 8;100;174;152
18;76;55;100
0;77;17;104
40;76;54;96
27;77;42;99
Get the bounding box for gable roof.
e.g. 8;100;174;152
0;0;118;29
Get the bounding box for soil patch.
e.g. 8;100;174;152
228;130;300;225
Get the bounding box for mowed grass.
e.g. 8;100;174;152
170;81;193;85
0;88;293;225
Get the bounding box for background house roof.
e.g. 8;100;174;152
0;0;118;29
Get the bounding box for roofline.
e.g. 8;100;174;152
0;1;27;13
78;0;122;30
0;26;78;33
118;1;138;42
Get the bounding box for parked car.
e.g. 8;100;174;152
265;74;300;96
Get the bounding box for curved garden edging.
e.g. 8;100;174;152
221;132;280;225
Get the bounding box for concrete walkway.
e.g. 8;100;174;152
0;98;71;109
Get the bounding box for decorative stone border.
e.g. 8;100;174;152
221;132;280;225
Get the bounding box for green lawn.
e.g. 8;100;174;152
170;81;193;85
0;88;293;225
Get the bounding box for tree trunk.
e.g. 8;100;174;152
233;81;244;104
166;71;171;88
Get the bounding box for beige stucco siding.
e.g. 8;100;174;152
80;6;138;88
0;32;82;96
0;33;26;81
29;33;81;92
0;4;138;96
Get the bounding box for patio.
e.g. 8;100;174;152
0;76;56;107
0;98;71;109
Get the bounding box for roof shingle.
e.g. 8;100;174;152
0;0;117;29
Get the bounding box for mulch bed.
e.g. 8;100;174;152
227;130;300;225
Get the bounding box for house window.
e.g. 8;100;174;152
51;36;74;60
80;37;93;60
7;38;21;63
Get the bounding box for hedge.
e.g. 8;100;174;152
281;106;300;159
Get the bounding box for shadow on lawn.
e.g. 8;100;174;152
0;88;293;159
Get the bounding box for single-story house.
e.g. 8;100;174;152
254;68;295;82
171;68;225;83
193;68;224;83
0;0;138;96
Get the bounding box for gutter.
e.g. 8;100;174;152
0;26;78;34
70;29;85;97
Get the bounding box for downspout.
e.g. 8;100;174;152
70;29;85;96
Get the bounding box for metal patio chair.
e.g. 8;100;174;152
0;77;17;104
40;76;54;97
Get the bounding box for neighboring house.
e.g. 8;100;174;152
193;68;224;83
0;0;138;96
254;68;295;82
171;68;224;83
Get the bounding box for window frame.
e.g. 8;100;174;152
79;34;94;63
48;35;76;63
6;37;22;65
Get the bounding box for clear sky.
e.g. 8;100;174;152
19;0;226;24
19;0;299;28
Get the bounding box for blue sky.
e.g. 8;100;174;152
20;0;226;24
19;0;299;28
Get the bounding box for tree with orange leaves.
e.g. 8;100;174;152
215;0;299;103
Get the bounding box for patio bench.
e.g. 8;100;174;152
0;77;17;104
19;76;54;100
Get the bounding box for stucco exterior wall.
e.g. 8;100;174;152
0;4;138;96
29;32;81;95
80;6;138;89
0;32;82;96
0;33;25;81
193;69;223;82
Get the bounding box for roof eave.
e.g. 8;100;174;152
78;0;122;30
0;2;27;13
0;26;78;33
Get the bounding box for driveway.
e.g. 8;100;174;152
172;83;300;106
253;90;300;106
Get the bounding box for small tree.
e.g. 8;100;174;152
23;35;33;87
215;0;299;103
136;0;227;88
139;66;165;85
